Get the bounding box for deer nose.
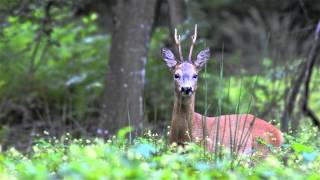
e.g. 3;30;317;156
180;87;193;95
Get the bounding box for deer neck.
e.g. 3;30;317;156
169;92;195;145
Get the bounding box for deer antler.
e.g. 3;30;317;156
188;24;197;62
174;28;183;62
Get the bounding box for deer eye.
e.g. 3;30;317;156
193;74;198;79
174;74;180;79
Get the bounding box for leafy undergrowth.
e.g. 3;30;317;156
0;128;319;180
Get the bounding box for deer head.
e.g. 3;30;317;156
161;25;210;96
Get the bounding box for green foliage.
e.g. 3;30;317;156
0;8;109;126
0;127;320;179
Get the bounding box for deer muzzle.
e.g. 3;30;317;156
180;86;193;96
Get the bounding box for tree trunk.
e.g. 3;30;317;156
100;0;157;135
167;0;186;56
168;0;186;29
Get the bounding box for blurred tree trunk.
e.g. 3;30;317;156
167;0;186;55
168;0;186;29
100;0;157;135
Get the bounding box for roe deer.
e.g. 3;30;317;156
161;25;283;155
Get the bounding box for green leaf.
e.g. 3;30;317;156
292;143;314;153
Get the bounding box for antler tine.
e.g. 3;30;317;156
174;28;183;62
188;24;198;62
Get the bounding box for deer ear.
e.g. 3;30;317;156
161;48;177;69
194;48;210;70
